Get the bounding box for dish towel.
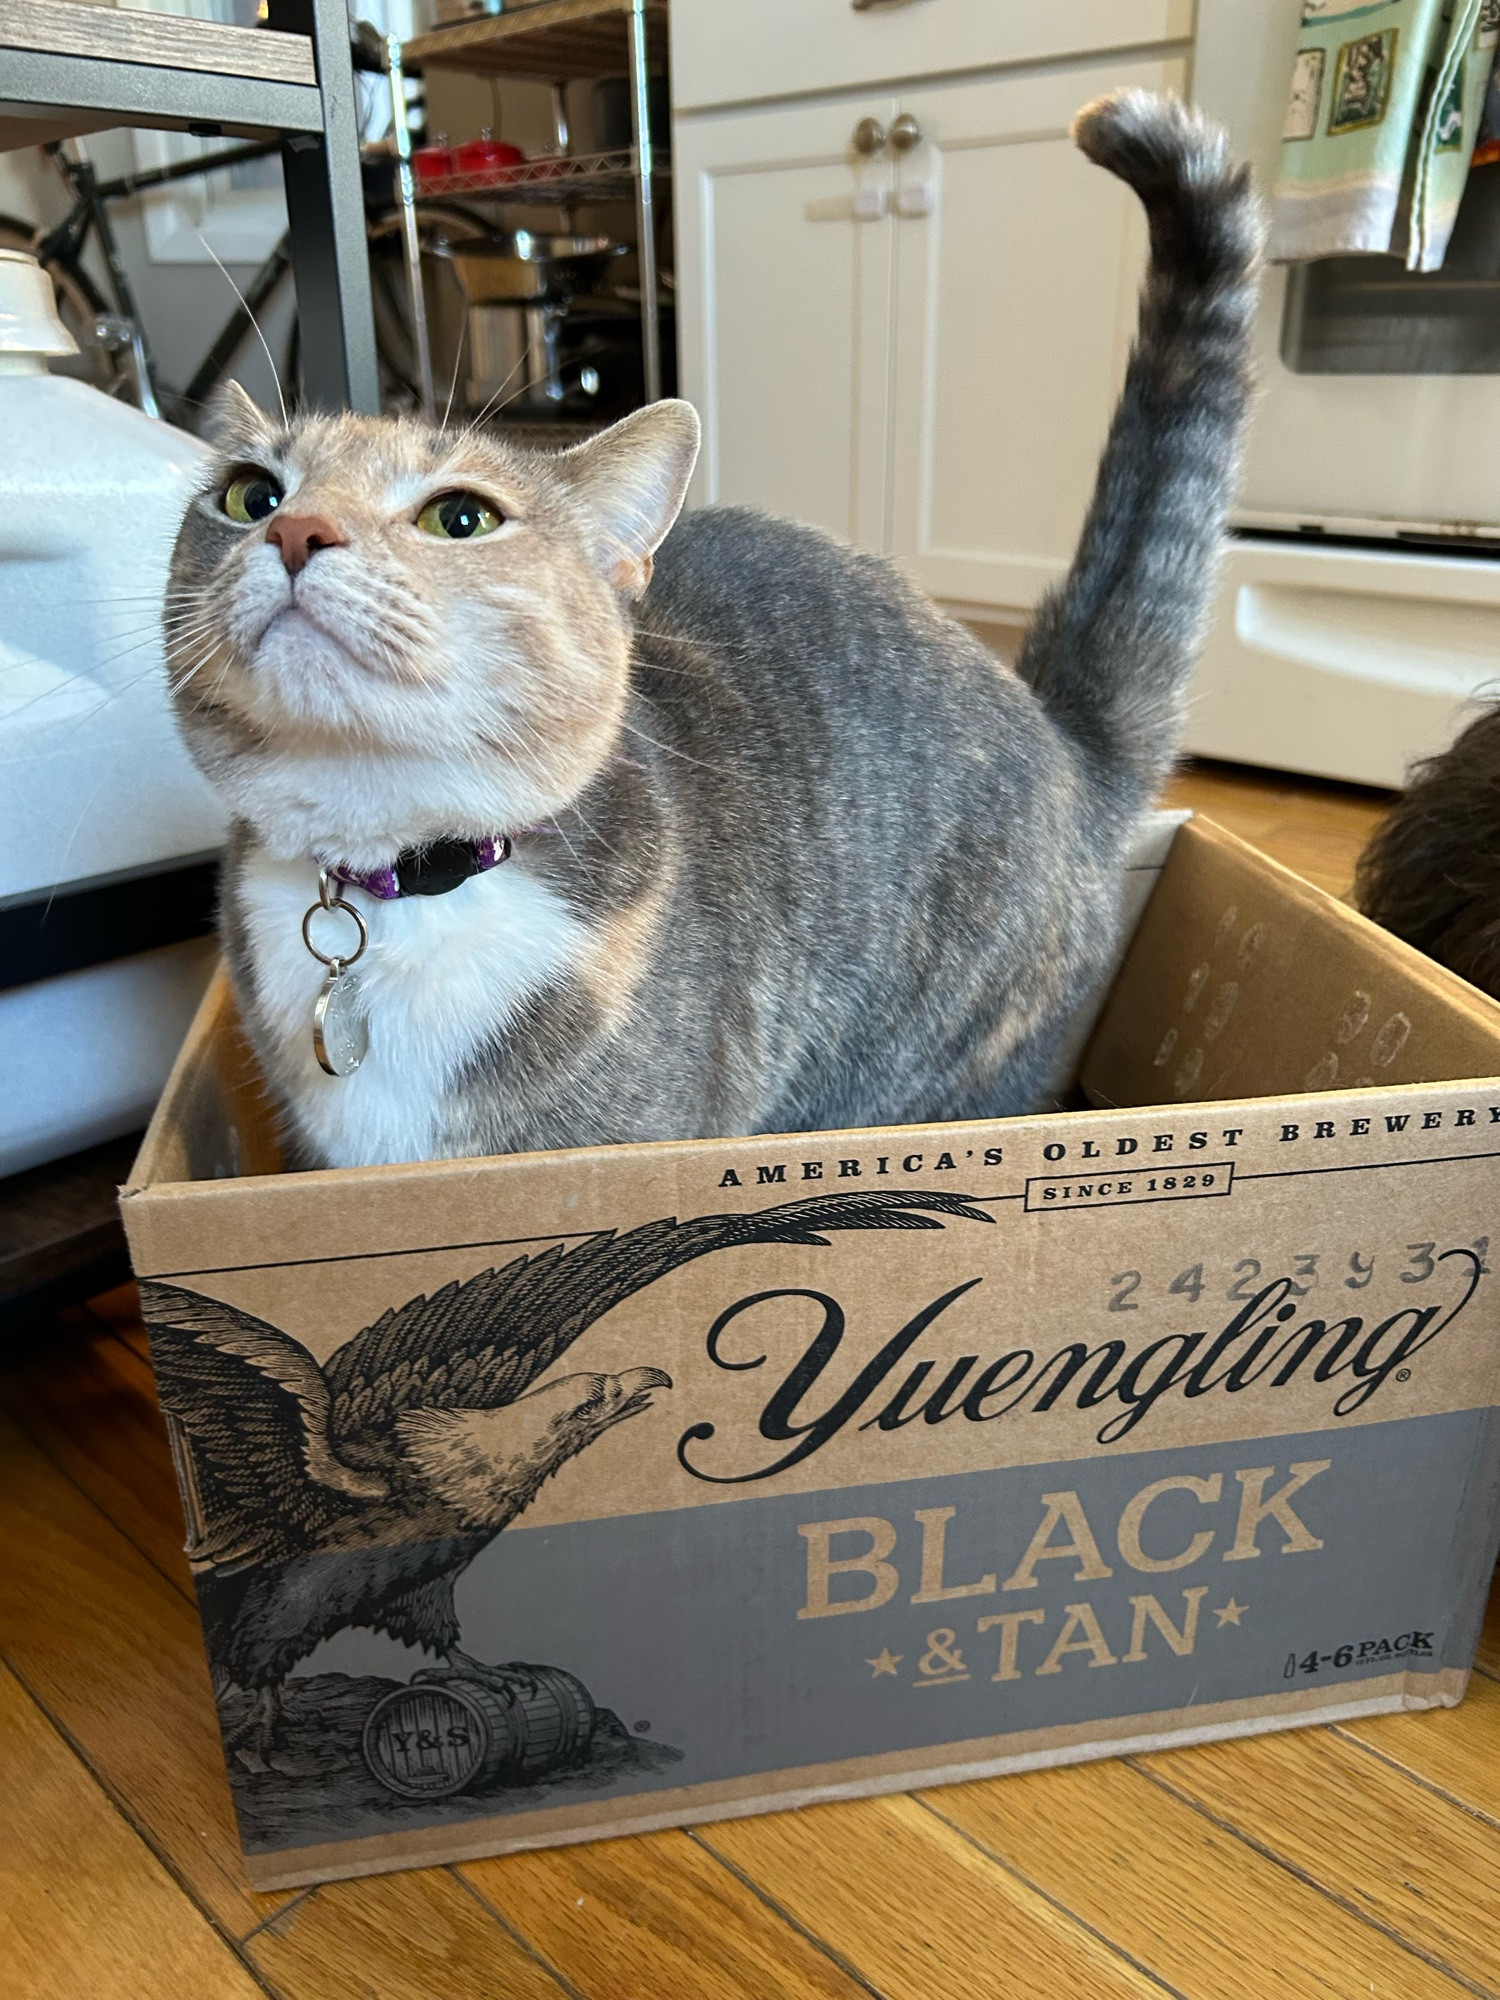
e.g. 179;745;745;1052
1268;0;1486;263
1472;29;1500;160
1408;0;1496;266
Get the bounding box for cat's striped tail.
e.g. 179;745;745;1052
1016;90;1262;801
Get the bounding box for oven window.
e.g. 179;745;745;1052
1282;161;1500;373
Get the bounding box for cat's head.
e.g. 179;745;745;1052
165;384;699;863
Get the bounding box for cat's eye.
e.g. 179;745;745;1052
416;491;502;541
222;472;283;524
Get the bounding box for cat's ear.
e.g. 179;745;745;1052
559;400;700;593
204;378;275;454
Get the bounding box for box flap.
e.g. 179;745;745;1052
124;962;284;1194
1081;816;1500;1108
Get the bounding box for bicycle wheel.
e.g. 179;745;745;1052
365;201;492;411
199;203;487;422
0;212;133;398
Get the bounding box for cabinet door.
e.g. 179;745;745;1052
674;95;897;548
672;0;1193;115
887;53;1186;614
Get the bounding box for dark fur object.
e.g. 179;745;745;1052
166;91;1261;1168
1356;705;1500;996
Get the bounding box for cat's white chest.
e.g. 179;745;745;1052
237;851;587;1167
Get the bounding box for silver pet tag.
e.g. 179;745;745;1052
302;871;371;1080
313;963;369;1077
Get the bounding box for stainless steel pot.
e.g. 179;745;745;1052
450;232;625;304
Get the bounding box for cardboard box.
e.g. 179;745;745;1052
121;816;1500;1890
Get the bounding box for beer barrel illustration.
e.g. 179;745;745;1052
363;1665;596;1801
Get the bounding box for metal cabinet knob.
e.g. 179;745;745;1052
889;112;923;153
852;116;887;155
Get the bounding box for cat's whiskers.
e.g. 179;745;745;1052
166;640;224;682
475;371;571;429
0;627;219;738
449;690;638;869
168;645;226;692
57;595;213;619
515;674;722;776
619;718;719;773
193;230;287;427
167;612;235;665
169;633;231;691
540;816;592;874
168;661;223;718
637;624;762;666
446;703;600;855
441;310;469;431
447;343;536;448
0;623;162;671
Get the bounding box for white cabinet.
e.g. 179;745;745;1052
672;0;1193;116
673;94;898;548
674;50;1186;617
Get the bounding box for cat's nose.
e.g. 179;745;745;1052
266;513;348;575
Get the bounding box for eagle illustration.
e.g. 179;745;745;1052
139;1187;992;1767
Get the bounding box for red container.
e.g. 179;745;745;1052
452;134;526;178
412;143;455;186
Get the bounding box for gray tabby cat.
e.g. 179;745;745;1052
165;91;1260;1171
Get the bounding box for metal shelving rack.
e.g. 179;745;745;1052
0;0;379;412
390;0;669;418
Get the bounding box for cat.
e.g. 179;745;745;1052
164;90;1261;1172
1356;703;1500;999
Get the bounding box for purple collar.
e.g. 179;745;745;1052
325;833;511;902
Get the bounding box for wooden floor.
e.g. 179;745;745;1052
6;761;1500;2000
1157;760;1393;902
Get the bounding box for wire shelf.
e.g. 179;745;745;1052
414;146;667;204
403;0;668;81
389;0;667;411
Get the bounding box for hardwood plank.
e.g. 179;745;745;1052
3;1316;191;1597
84;1280;152;1359
0;1411;287;1937
1161;761;1389;901
0;0;316;83
1336;1670;1500;1826
246;1868;563;2000
0;1661;266;2000
1138;1724;1500;1990
701;1792;1170;2000
922;1754;1475;2000
465;1827;869;2000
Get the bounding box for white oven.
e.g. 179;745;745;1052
1187;0;1500;786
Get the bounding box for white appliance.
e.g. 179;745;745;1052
0;249;224;1177
1188;0;1500;788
